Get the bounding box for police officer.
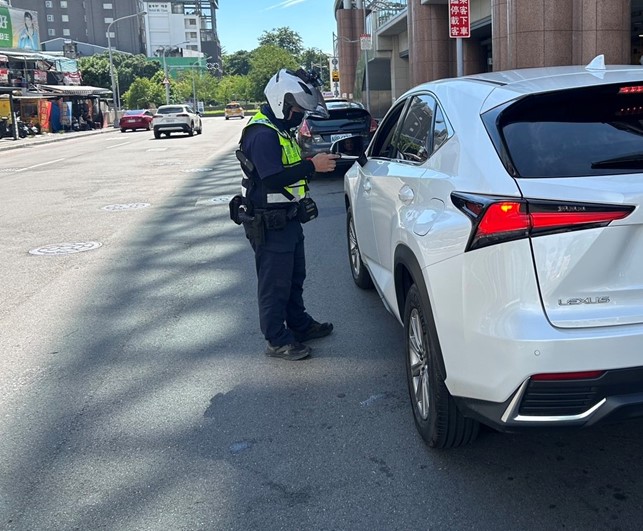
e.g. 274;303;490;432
238;68;339;361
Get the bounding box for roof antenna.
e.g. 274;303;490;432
586;54;605;71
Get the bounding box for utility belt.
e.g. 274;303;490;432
229;196;318;228
229;196;318;245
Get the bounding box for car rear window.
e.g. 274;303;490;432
157;106;184;114
489;83;643;178
125;110;144;115
226;104;240;109
306;108;370;128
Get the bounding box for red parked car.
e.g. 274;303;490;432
119;109;154;132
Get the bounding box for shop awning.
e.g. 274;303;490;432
39;85;112;96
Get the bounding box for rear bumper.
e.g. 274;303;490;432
456;366;643;431
154;123;191;133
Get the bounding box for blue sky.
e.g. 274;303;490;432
217;0;337;55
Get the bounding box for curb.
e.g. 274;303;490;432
0;126;120;152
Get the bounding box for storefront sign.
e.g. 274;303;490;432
448;0;470;38
63;72;81;86
34;69;47;83
0;6;40;51
0;68;8;85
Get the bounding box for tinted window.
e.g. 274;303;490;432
158;106;184;114
393;95;435;164
125;109;144;115
493;84;643;177
226;104;240;109
370;100;407;158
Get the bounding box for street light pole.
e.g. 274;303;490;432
107;11;146;127
162;41;189;105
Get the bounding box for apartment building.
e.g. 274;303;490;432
12;0;146;54
335;0;643;119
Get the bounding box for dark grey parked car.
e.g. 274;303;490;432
296;100;378;175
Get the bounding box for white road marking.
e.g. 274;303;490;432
13;158;66;173
106;142;131;149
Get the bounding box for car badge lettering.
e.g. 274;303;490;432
558;296;610;306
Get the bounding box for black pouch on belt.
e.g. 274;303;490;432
262;209;288;230
297;197;318;224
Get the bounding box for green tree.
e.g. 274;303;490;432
175;69;220;106
247;45;299;101
78;53;161;95
223;50;251;76
122;77;164;109
258;27;303;57
299;47;330;89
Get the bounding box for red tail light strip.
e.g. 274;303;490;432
531;370;605;381
451;192;634;251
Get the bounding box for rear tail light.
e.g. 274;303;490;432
298;120;312;138
531;371;605;381
451;192;634;251
369;118;378;133
176;113;189;117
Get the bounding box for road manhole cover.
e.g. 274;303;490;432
102;203;151;211
181;168;213;173
29;241;102;256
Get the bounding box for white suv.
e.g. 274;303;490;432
152;104;202;138
343;58;643;448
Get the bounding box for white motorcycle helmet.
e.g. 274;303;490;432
264;68;329;120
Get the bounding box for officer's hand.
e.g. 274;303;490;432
311;153;339;173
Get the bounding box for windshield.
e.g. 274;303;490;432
125;110;144;115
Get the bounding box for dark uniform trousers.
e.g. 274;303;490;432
245;216;313;346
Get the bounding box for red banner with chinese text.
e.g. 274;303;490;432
449;0;470;38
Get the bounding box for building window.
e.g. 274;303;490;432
60;1;67;8
62;15;69;22
105;17;113;23
63;29;70;36
48;29;56;36
107;31;115;38
47;14;54;22
45;1;53;7
103;3;113;8
188;32;197;39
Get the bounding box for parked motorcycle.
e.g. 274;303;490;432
0;116;10;139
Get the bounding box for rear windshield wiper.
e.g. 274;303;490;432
591;153;643;169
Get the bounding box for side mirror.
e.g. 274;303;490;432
331;135;368;167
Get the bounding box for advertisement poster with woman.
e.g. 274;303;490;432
0;6;40;51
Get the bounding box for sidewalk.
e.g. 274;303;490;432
0;126;119;152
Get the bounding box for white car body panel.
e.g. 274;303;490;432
345;63;643;430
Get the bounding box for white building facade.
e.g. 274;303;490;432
143;1;202;58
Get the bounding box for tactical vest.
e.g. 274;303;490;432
240;111;308;207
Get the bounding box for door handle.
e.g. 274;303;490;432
398;185;414;204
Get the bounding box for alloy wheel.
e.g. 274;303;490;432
348;216;361;277
408;308;430;420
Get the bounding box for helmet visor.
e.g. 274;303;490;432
291;84;329;119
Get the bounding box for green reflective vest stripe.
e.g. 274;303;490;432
244;111;307;204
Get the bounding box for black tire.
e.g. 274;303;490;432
196;124;202;134
154;130;161;139
120;128;126;133
225;116;229;120
404;284;479;449
346;207;373;289
188;123;194;136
